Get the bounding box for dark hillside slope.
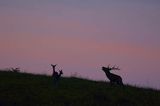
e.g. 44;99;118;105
0;71;160;106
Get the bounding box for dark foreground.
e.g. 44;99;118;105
0;71;160;106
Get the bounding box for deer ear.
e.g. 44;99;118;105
51;64;57;66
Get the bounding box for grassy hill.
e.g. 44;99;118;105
0;70;160;106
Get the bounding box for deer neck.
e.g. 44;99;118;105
105;71;111;76
52;71;57;76
52;67;56;72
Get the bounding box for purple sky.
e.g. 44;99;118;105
0;0;160;89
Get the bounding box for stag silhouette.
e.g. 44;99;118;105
102;65;123;85
51;64;63;85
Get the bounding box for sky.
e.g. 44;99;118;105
0;0;160;89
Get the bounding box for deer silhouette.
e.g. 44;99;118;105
51;64;63;85
102;65;123;85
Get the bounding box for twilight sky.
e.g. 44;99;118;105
0;0;160;89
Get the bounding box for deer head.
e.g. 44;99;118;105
51;64;57;67
59;70;63;75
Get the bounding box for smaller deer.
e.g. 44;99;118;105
51;64;63;85
102;65;123;85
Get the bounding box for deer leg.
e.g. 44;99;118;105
110;81;114;86
117;79;123;86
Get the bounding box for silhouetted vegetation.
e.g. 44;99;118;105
0;70;160;106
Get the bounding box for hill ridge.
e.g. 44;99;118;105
0;71;160;106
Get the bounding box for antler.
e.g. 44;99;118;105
107;64;110;68
107;65;120;70
111;65;120;70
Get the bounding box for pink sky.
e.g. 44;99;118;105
0;0;160;89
